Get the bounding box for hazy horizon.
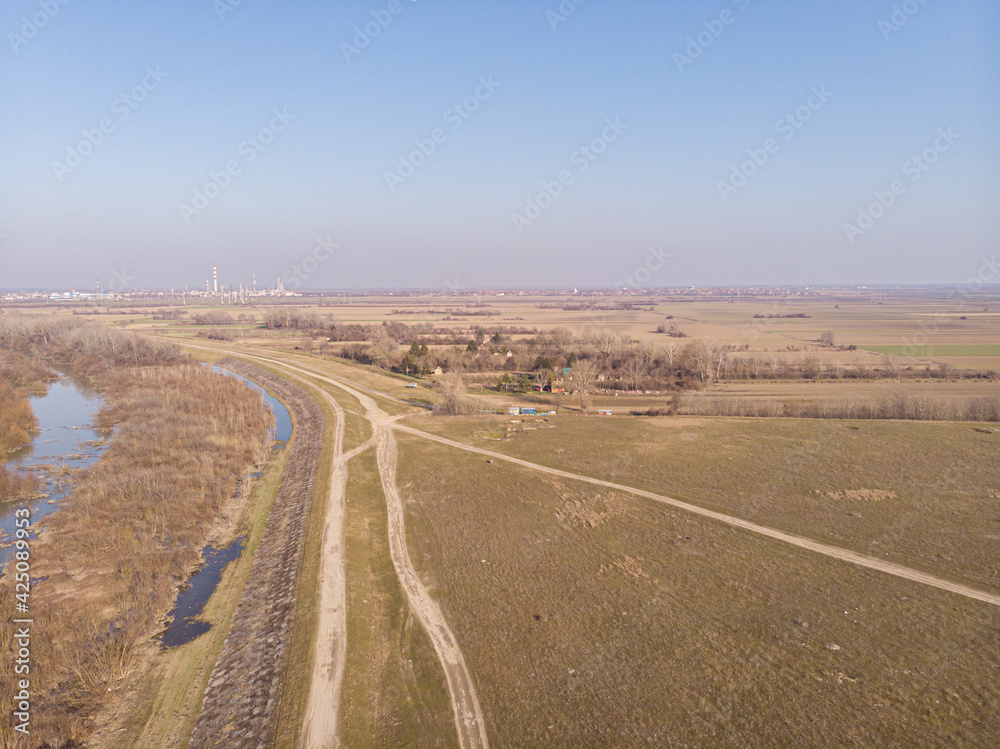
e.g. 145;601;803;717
2;1;998;291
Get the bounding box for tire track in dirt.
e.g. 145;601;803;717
276;363;489;749
182;346;489;749
394;424;1000;609
300;383;348;749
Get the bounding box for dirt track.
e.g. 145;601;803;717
187;347;489;749
394;423;1000;609
300;383;348;749
177;343;1000;749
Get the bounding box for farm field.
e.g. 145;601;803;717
395;432;1000;747
33;285;1000;373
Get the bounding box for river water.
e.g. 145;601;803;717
0;364;292;647
0;375;106;570
159;365;293;647
213;365;293;444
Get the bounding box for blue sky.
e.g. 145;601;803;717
1;0;997;290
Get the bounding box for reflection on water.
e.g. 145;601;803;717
160;535;245;648
0;376;106;570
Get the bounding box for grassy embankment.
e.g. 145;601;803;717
395;429;1000;747
269;365;334;749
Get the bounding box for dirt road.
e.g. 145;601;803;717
394;424;1000;609
185;346;489;749
374;416;490;749
301;384;348;749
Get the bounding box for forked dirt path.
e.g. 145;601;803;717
193;347;489;749
394;424;1000;609
173;340;1000;749
374;416;490;749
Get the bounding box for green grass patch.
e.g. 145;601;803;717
861;344;1000;357
339;449;457;747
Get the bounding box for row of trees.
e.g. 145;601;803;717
319;321;994;393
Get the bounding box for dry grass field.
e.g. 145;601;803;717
395;430;1000;747
409;415;1000;593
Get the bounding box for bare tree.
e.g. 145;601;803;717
437;372;472;414
663;342;677;368
636;340;658;370
715;348;730;381
367;324;396;368
593;329;624;357
622;356;646;391
690;340;720;382
819;330;836;347
573;359;596;413
883;354;900;379
549;327;575;351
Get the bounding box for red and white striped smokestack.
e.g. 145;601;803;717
213;265;218;294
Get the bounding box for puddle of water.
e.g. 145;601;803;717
160;535;245;648
157;366;291;648
211;366;292;443
0;376;106;570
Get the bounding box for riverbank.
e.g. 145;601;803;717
0;351;56;501
189;359;326;748
0;317;274;748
